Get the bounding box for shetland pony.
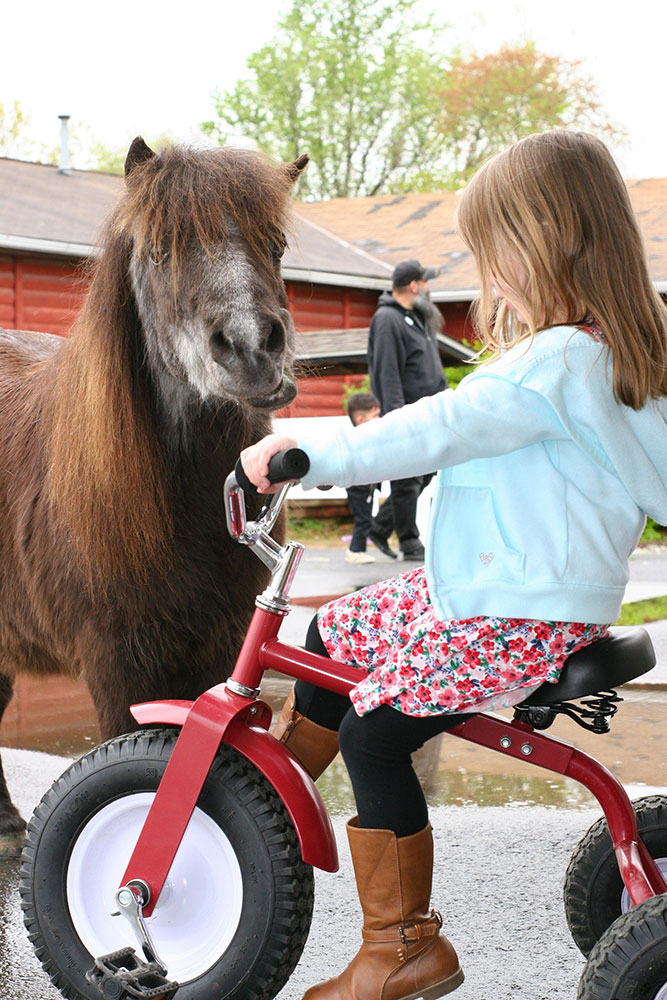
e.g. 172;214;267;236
0;137;308;854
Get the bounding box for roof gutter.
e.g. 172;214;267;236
283;267;483;300
431;288;478;303
0;233;99;258
281;266;390;290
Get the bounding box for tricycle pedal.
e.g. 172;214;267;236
86;947;179;1000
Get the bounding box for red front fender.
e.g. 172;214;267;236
130;699;338;873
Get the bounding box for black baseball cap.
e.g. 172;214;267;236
392;259;439;286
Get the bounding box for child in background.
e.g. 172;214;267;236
242;130;667;1000
344;392;381;564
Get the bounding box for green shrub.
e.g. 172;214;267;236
641;518;667;544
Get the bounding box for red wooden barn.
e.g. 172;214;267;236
0;156;475;419
2;155;666;419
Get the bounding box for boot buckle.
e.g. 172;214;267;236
399;910;443;944
399;923;419;944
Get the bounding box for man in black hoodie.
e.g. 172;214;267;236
367;260;448;560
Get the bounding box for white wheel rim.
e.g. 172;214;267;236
654;983;667;1000
620;858;667;915
67;793;244;982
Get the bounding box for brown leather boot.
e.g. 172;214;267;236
272;686;339;780
304;818;464;1000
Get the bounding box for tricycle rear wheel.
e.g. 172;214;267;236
577;893;667;999
20;728;314;1000
564;795;667;957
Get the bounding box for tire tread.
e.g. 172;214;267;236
577;893;667;999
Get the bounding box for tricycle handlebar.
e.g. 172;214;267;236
233;447;310;496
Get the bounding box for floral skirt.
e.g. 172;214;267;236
317;568;609;718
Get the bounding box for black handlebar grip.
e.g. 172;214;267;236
234;448;310;495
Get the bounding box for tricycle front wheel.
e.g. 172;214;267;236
20;728;314;1000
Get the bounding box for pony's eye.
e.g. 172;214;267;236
149;244;170;267
271;235;287;261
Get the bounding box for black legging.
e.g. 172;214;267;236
299;617;469;837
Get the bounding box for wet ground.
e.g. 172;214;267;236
3;669;666;811
2;676;666;999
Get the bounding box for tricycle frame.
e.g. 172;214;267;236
122;603;666;918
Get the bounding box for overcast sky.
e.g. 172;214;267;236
3;0;666;179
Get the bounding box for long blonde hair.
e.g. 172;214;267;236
455;130;667;408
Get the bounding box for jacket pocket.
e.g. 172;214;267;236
430;485;526;585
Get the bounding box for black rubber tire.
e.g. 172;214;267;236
19;728;314;1000
564;795;667;957
577;893;667;999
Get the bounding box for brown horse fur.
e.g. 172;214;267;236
0;139;308;849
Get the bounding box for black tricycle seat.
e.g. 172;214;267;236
513;627;656;733
522;627;655;707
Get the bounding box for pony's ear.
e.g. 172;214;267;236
125;137;156;177
286;153;309;182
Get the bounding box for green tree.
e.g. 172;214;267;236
202;0;448;199
0;105;105;170
204;4;622;198
86;132;176;174
432;43;623;186
0;100;38;160
87;140;127;174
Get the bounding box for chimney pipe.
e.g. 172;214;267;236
58;115;72;175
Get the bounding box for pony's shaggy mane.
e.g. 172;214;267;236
116;144;296;274
46;144;296;588
48;237;170;589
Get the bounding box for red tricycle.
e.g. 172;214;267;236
20;450;667;1000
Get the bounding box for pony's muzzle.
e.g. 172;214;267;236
209;315;286;368
208;316;293;408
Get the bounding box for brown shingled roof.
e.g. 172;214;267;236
0;156;391;284
296;191;476;299
2;157;666;299
0;157;119;250
295;180;667;300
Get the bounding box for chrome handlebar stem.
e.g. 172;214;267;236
223;473;303;608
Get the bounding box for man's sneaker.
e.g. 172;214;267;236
402;544;425;561
345;549;375;564
369;532;398;559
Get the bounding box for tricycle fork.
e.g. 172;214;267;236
447;713;667;906
120;607;339;918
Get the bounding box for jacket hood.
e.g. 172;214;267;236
376;290;403;310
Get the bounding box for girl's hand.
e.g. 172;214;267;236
240;434;299;494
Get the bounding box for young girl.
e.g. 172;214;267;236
241;130;667;1000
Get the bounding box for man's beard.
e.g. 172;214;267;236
413;291;444;333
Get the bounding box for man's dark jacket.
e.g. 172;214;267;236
367;290;448;414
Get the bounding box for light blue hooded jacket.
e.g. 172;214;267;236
298;326;667;625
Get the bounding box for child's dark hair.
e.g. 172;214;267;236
347;392;380;423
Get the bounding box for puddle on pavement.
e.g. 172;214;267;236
2;671;666;811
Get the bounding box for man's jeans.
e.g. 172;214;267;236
371;474;432;554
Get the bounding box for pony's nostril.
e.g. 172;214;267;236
266;320;285;356
210;330;232;364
